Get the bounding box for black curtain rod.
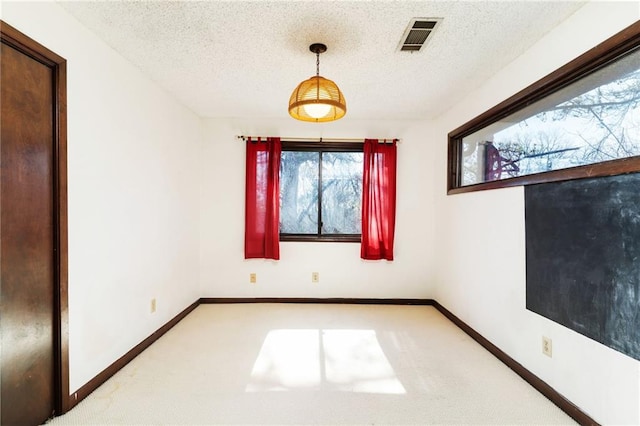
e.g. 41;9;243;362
236;135;399;144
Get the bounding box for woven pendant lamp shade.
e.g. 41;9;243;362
288;76;347;122
288;43;346;122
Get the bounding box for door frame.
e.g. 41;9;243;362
1;21;69;414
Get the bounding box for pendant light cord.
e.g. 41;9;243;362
316;52;320;77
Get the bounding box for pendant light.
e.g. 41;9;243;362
288;43;347;122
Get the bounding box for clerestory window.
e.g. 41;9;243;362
448;21;640;194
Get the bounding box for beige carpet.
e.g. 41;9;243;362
47;304;576;425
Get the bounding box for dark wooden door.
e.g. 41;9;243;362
1;34;57;426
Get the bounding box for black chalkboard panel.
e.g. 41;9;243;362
525;172;640;361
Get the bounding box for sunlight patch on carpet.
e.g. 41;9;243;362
246;329;406;394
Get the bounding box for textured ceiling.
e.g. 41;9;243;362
58;1;586;121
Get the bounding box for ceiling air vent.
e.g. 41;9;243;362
399;18;442;52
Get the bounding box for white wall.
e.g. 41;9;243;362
200;118;436;299
2;2;202;393
433;2;640;424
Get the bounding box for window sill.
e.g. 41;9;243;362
447;156;640;195
280;234;361;243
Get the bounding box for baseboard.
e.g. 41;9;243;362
64;297;598;426
431;301;598;426
200;297;435;305
67;299;200;410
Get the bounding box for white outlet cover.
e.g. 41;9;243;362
542;336;552;357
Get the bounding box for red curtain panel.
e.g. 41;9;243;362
244;137;281;259
361;139;397;261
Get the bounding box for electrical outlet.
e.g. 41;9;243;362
542;336;552;357
250;273;257;284
312;272;319;283
150;298;157;314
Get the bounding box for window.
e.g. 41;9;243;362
279;142;363;242
448;21;640;194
